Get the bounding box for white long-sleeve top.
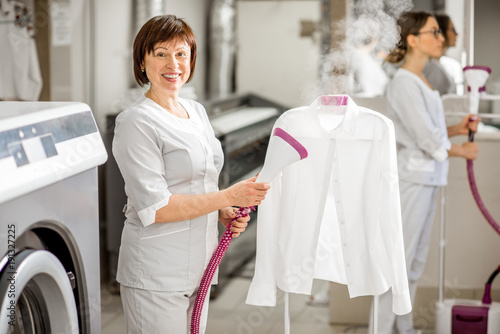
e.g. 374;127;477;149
246;95;412;315
387;68;451;186
0;0;42;101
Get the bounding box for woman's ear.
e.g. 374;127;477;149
406;34;417;48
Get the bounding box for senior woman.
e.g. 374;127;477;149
112;15;270;334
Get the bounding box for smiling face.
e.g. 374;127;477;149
142;39;191;95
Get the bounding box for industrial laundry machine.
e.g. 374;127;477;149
0;102;107;333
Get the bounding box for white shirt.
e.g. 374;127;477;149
112;96;224;291
246;95;412;316
0;0;42;101
386;68;451;186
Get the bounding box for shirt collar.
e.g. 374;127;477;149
310;95;359;135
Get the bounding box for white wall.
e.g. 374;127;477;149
236;1;321;109
474;0;500;92
93;0;133;129
165;0;209;100
445;0;465;64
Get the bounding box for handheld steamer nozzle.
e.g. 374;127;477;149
463;65;491;142
256;127;308;183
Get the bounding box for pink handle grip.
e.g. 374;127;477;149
190;206;255;334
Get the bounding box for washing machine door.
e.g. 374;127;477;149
0;250;78;334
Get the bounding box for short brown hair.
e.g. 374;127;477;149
386;11;433;64
133;15;197;86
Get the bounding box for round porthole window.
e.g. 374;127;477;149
0;250;78;334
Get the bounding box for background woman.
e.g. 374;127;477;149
422;12;462;95
370;11;478;334
112;15;270;334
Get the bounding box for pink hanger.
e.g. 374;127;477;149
321;95;348;106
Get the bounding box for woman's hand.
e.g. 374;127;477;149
219;207;250;238
448;114;480;137
461;142;479;160
224;176;270;207
154;176;269;224
448;142;479;160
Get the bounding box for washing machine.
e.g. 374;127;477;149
0;102;107;333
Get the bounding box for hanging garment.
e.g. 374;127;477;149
0;0;42;101
423;58;456;96
246;95;412;316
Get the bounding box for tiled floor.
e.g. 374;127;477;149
101;260;433;334
101;276;370;334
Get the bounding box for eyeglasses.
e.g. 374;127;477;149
414;28;442;39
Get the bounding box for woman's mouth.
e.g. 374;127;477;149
163;74;181;79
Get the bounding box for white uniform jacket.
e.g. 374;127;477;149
387;68;451;186
246;95;412;315
113;96;224;291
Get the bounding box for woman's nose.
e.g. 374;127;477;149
165;54;178;67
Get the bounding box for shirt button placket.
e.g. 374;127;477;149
332;142;353;286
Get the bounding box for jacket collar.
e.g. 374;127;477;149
310;95;358;136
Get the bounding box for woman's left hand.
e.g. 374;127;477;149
219;207;249;238
460;114;480;134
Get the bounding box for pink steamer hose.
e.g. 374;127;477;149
467;132;500;236
190;206;255;334
464;65;500;235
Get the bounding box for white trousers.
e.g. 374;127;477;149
120;285;211;334
369;180;438;334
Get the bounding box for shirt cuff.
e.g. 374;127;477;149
246;283;277;306
137;195;171;227
431;146;449;163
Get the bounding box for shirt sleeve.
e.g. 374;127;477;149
379;117;412;315
112;109;171;226
388;76;449;163
246;117;290;306
246;172;282;306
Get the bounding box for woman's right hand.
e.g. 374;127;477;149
461;142;479;160
225;176;270;207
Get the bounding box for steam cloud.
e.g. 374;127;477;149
301;0;414;103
